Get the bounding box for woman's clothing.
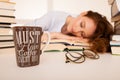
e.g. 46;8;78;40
25;11;71;32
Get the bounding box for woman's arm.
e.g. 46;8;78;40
42;32;89;42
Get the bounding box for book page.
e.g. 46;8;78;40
41;44;66;52
48;39;89;46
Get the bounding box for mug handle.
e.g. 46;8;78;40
41;31;50;52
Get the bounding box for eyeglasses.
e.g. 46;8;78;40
64;48;99;63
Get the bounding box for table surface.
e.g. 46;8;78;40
0;48;120;80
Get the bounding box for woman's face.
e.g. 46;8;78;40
67;14;97;39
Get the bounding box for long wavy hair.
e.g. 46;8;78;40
85;11;114;53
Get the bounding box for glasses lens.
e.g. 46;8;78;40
65;52;85;63
83;50;99;59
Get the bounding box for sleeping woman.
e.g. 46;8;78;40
25;11;114;53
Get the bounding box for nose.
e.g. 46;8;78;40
73;26;82;33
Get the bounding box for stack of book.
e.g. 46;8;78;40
108;0;120;34
110;35;120;55
108;0;120;55
0;0;16;49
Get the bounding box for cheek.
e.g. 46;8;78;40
75;18;81;26
72;20;79;28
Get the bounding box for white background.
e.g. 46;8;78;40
10;0;111;20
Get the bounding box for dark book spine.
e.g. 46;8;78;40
0;40;13;42
0;15;15;18
114;22;120;34
0;22;11;25
0;26;11;28
0;46;14;49
114;20;120;26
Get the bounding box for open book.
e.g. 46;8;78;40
42;39;90;52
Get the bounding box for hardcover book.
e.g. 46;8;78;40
0;16;16;24
114;20;120;34
0;27;12;35
0;9;15;17
0;40;14;49
114;20;120;26
42;39;90;52
111;14;120;22
111;46;120;55
0;0;9;1
111;0;120;22
110;40;120;46
0;35;13;40
0;23;11;28
111;35;120;41
110;40;120;55
0;1;15;10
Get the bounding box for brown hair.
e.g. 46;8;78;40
85;11;114;53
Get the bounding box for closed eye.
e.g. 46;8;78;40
80;22;86;38
80;21;85;28
80;22;83;28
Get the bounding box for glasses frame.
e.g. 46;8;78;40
64;48;99;64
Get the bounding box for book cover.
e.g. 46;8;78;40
0;35;13;40
111;14;120;22
0;8;15;17
111;0;120;17
111;0;120;22
42;39;90;52
0;40;14;49
0;1;15;10
114;27;120;35
0;16;16;24
0;0;9;2
114;21;120;34
110;39;120;55
111;35;120;41
0;27;12;35
0;23;11;25
110;40;120;46
114;20;120;26
0;39;13;42
0;24;11;28
114;30;120;35
0;46;14;49
111;46;120;55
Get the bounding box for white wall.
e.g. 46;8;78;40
10;0;111;21
53;0;111;19
10;0;48;19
